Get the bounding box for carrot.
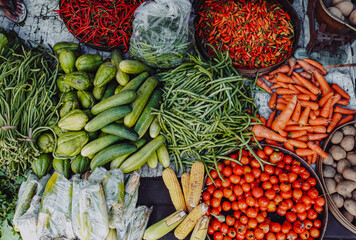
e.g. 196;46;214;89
298;106;311;126
296;136;309;142
276;88;298;95
260;116;267;125
311;125;326;133
330;94;341;107
276;103;287;111
327;113;342;133
314;110;320;116
297;59;323;75
288;130;307;138
331;84;350;100
307;141;328;159
293;72;320;95
277;98;288;105
251;136;264;142
299;71;312;80
265;139;281;147
272;95;297;131
312;153;317;164
287;120;297;126
314;71;332;96
252;125;287;142
291;102;302;123
295;64;301;69
275;73;294;83
284;141;294;152
328;105;334;120
311;74;319;87
299;101;319;111
278;129;288;137
266;111;277;128
307;155;312;165
318;92;334;107
285;126;312;132
337;115;354;126
294;85;318;101
309;110;317;120
268;65;290;78
337;99;349;106
295;148;315;156
320;98;332;118
256;78;273;94
283;94;310;101
269;93;277;109
308;117;328;126
334;106;356;115
289;139;307;148
271;84;282;90
307;133;328;141
291;76;303;86
303;59;327;75
262;75;270;81
287;57;297;76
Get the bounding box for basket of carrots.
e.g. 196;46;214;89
253;57;355;164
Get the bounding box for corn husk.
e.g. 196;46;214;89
125;206;152;240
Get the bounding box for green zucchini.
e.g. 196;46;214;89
91;90;137;115
147;151;158;169
90;143;137;170
93;85;107;100
134;89;162;138
120;72;149;92
119;60;152;74
156;144;170;168
110;139;146;169
102;81;118;100
149;117;161;138
81;135;123;157
120;135;165;173
101;123;139;141
111;49;129;86
85;105;132;132
124;76;158;128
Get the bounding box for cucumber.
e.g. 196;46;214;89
120;135;165;173
120;72;149;92
111;49;129;86
85;105;132;132
81;135;123;157
147;151;158;169
101;123;139;141
157;144;170;168
134;89;162;138
119;60;152;74
90;143;137;170
149;116;161;138
102;81;118;100
91;90;137;115
124;76;158;128
93;85;107;100
110;139;146;169
114;85;123;94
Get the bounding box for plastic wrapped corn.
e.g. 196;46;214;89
72;178;109;240
37;172;75;239
125;206;152;240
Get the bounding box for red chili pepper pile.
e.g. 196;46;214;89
196;0;294;69
56;0;143;51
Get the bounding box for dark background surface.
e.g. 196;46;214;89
138;177;356;240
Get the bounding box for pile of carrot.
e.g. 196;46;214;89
253;57;355;164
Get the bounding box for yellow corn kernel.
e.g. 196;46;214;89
187;161;205;211
162;168;187;212
190;215;209;240
181;172;190;207
174;203;208;240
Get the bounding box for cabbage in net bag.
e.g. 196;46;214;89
129;0;193;68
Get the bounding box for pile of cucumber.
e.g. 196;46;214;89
33;42;170;179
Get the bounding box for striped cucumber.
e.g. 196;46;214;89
134;89;162;138
120;72;149;92
110;139;146;169
149;116;161;138
157;144;170;168
119;60;152;74
90;143;137;170
102;81;118;100
85;105;132;132
124;76;158;127
81;135;123;157
147;151;158;169
101;123;139;141
120;135;165;173
111;49;129;86
91;90;136;115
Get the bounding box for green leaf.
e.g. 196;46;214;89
0;220;20;240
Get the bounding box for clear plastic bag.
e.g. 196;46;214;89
129;0;193;68
125;206;152;240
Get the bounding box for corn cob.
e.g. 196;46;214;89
143;210;186;240
186;161;205;211
174;203;208;240
162;168;187;212
190;216;209;240
181;172;190;208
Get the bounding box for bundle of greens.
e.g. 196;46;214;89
156;50;260;173
0;30;60;175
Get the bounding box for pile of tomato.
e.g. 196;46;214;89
203;146;326;240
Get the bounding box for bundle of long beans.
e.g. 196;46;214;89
0;41;60;175
156;50;262;173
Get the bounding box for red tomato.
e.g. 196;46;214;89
264;146;274;155
238;199;248;210
310;227;320;238
230;154;238;159
307;177;317;186
298;211;308;221
233;210;241;219
208;226;215;235
245;173;255;183
246;230;255;240
291;165;301;174
276;206;287;216
206;177;213;186
223;159;231;165
283;155;293;164
286;212;297;223
271;222;281;233
276;232;286;240
255;228;265;239
222;178;231;188
211;219;221;231
292;189;303;199
207;185;216;195
242;183;251;192
233;185;243;196
279;173;289;182
230;174;240;184
299;230;310;240
211;170;218;179
300;170;310;180
226;215;235;226
231;201;239;211
217;163;224;172
228;194;237;202
223;188;233;198
314;219;322;228
286;231;298;240
266;232;277;240
270;176;279;184
295;203;306;213
214;189;224;199
307;188;319;199
233;165;244;175
223;166;233;177
260;172;270;182
246;197;256;207
265;189;276;200
252;168;261;178
251;159;261;168
240;156;250;165
248;218;258;229
281;221;292;234
220;223;229;234
314;196;325;207
265;165;275;175
270;152;283;163
252;187;264;198
293;221;305;234
211;198;221;208
267;201;277;212
276;161;285;169
262;181;273;190
258;197;269;208
292;181;301;189
211;207;220;216
304;220;313;230
213;232;224;240
215;179;222;188
240;215;248;225
222;201;231;212
246;207;258;218
202;192;211;201
307;209;318;220
280;182;291;192
259;222;270;233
